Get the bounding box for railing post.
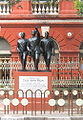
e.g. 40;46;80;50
0;4;1;14
7;4;10;14
0;2;10;15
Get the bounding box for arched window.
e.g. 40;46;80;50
0;38;11;88
0;37;11;57
79;42;83;70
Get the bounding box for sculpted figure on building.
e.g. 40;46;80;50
28;28;41;71
17;32;28;71
40;31;55;71
17;29;55;71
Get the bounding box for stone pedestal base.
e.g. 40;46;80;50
13;71;53;92
11;71;54;111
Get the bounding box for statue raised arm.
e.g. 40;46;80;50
28;28;41;71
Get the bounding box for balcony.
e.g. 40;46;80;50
0;1;10;15
0;0;58;15
0;0;78;16
32;1;58;15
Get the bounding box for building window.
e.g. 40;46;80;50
79;42;83;70
0;38;11;88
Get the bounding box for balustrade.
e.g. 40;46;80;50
32;1;58;15
0;1;59;15
0;1;10;15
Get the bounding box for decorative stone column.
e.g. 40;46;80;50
11;0;32;14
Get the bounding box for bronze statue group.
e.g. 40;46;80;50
17;28;55;71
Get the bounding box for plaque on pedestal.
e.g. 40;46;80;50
13;71;53;94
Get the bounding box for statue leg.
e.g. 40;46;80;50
32;52;35;69
43;53;47;69
46;52;51;71
19;53;24;70
34;53;40;71
22;52;27;70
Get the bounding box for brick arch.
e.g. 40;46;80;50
72;32;83;50
50;29;66;51
0;30;17;52
0;37;10;50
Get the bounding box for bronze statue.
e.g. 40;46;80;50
28;28;41;71
17;29;55;71
40;31;55;71
17;32;28;71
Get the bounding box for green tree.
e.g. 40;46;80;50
74;0;83;15
0;0;21;5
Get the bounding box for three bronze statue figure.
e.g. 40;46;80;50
17;28;55;71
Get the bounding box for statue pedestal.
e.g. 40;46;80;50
12;71;54;111
13;71;53;92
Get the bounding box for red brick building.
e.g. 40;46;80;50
0;0;83;90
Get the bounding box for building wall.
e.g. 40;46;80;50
0;22;82;58
0;0;82;59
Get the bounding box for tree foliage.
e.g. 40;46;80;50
74;0;83;15
0;0;21;5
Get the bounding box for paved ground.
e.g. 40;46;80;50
0;113;83;120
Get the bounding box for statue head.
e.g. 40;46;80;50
18;32;25;39
45;31;49;38
31;30;37;36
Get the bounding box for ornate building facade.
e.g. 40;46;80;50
0;0;82;90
